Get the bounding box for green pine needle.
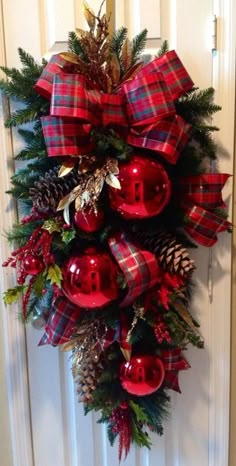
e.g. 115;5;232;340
157;40;169;57
131;29;148;64
110;27;128;57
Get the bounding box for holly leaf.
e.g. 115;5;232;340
3;286;26;305
47;264;62;287
61;229;76;244
42;219;61;234
32;273;46;297
130;401;149;424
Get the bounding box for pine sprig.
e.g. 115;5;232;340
110;27;128;57
157;40;169;57
68;31;88;61
6;221;42;246
176;87;221;122
131;29;148;64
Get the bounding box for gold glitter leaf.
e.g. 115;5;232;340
83;1;96;29
174;301;200;333
105;173;121;190
57;193;71;211
121;37;132;72
110;54;120;86
58;160;76;178
60;52;81;65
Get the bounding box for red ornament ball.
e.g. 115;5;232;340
74;208;104;233
109;155;171;219
62;248;120;309
120;355;165;396
22;255;44;275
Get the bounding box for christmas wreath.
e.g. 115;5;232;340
1;2;231;460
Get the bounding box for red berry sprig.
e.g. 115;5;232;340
154;315;172;344
2;226;54;285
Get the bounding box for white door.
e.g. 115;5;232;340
0;1;235;466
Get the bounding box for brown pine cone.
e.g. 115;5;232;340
30;166;81;213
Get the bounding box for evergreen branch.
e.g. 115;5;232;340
131;29;148;64
18;48;42;71
157;40;169;57
110;27;128;57
4;103;46;127
68;31;88;60
6;221;42;246
176;87;221;122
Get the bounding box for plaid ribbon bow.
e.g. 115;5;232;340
109;232;161;307
180;174;231;246
35;50;193;164
161;348;190;392
39;294;80;346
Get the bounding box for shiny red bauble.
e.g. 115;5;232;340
120;355;165;396
62;248;120;309
22;255;44;275
109;155;171;219
73;208;104;233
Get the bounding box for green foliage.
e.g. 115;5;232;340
131;29;148;64
46;264;62;287
3;286;26;305
157;40;169;57
32;273;46;297
110;27;128;57
61;228;76;244
130;401;149;424
131;419;151;449
0;48;49;127
92;128;132;161
6;221;42;246
68;31;88;61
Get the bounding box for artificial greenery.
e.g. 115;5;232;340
0;3;226;457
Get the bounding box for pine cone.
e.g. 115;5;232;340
30;166;81;213
136;231;195;276
73;352;104;403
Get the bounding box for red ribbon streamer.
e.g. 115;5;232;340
109;232;161;307
180;174;231;247
161;348;190;392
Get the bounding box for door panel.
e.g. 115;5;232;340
0;1;234;465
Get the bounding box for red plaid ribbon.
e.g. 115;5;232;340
161;348;190;392
39;294;80;346
36;51;193;163
180;174;230;209
41;116;93;156
183;203;231;247
109;232;161;307
180;174;231;246
34;54;68;99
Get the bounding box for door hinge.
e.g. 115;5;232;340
211;14;217;52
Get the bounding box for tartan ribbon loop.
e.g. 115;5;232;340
161;348;190;393
108;231;161;307
39;294;81;346
179;174;231;247
36;50;194;162
180;173;231;209
182;202;231;247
